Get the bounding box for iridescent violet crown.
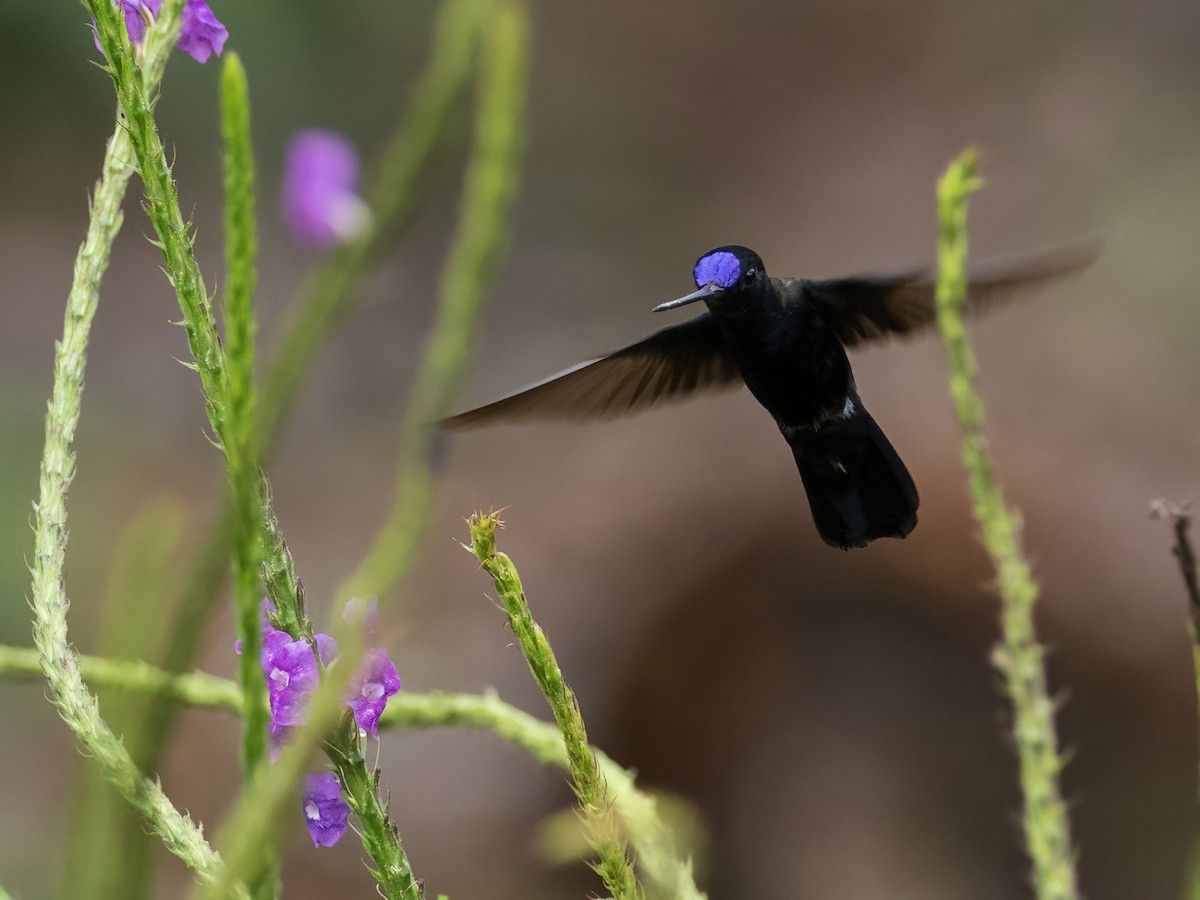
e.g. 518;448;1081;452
693;250;741;289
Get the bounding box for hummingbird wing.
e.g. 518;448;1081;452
798;241;1097;348
440;313;741;428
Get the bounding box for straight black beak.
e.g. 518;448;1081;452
653;282;720;313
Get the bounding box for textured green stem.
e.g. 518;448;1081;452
29;1;239;892
326;718;425;900
87;0;229;443
203;608;422;900
0;643;701;899
340;0;530;602
219;51;269;782
933;148;1078;900
218;53;276;900
89;3;323;892
90;0;312;638
383;692;706;900
467;511;643;900
65;501;187;900
0;645;242;712
138;0;488;790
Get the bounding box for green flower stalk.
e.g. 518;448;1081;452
382;692;706;900
219;51;269;779
138;0;489;796
219;50;277;900
0;641;702;897
28;0;238;891
0;645;243;713
86;0;229;446
203;605;421;900
65;501;188;900
467;511;644;900
933;148;1079;900
341;0;530;602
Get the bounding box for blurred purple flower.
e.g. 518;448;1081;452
282;130;370;250
347;647;402;737
178;0;227;62
343;596;380;639
302;772;350;848
92;0;225;64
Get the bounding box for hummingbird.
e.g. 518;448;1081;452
442;243;1092;549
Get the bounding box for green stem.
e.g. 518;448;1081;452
65;501;187;900
467;511;643;900
202;606;422;900
219;51;269;782
0;644;703;899
327;718;425;900
383;692;705;900
340;0;530;602
933;148;1078;900
219;57;276;900
29;2;242;892
88;0;230;444
0;645;242;712
137;0;488;799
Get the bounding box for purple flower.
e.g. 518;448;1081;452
246;597;400;753
92;0;153;52
282;130;370;249
343;597;380;639
259;614;337;756
177;0;227;63
347;647;402;737
122;0;156;42
92;0;225;64
261;628;319;755
302;772;350;848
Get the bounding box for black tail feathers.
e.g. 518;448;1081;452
789;406;919;549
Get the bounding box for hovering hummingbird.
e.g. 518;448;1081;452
442;243;1092;549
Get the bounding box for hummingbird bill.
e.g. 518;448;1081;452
442;243;1094;549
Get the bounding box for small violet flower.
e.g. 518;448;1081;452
93;0;226;64
247;598;400;755
177;0;227;62
258;606;337;757
347;647;402;738
302;772;350;848
282;130;371;250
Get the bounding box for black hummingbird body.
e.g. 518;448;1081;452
443;241;1092;549
659;246;918;547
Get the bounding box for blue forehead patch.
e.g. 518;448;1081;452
693;251;740;289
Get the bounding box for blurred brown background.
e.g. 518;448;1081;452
2;0;1200;897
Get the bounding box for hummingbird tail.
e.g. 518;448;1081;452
790;406;919;549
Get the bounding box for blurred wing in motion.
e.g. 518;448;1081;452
799;240;1099;348
441;313;742;428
